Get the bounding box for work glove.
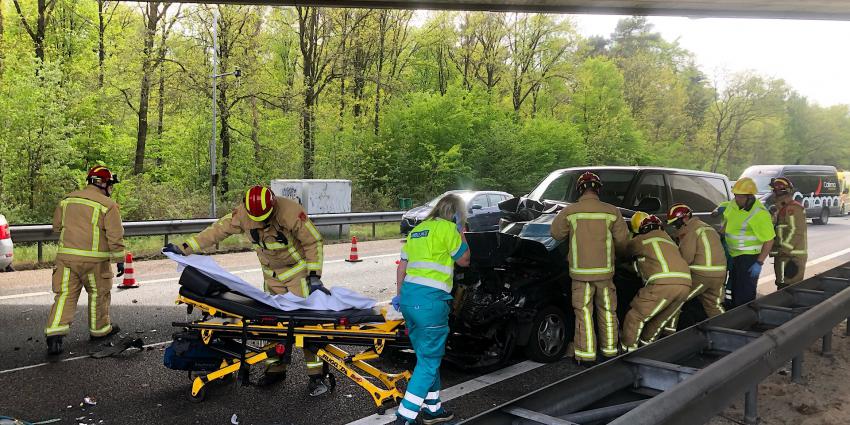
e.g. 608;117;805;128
308;273;331;296
116;262;125;277
163;243;184;255
391;295;401;312
748;262;763;280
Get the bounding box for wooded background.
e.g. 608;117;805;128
0;1;848;223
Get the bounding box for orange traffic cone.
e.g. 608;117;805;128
119;252;139;288
345;236;363;263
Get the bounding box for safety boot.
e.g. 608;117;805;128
46;335;63;356
392;417;413;425
307;376;330;397
420;409;455;424
89;325;121;341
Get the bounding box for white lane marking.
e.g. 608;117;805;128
345;360;545;425
0;291;51;301
0;340;171;375
0;253;401;301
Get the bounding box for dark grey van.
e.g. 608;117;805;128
739;165;842;225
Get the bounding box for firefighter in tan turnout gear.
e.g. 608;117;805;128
164;185;331;395
551;172;630;363
768;177;807;289
664;204;727;334
45;166;126;355
621;212;691;351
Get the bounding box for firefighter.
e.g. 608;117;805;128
164;185;330;396
551;172;630;363
45;166;126;355
620;212;691;351
769;177;807;289
664;204;727;334
718;178;775;307
392;194;470;425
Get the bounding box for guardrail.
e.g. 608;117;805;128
463;262;850;425
10;211;405;262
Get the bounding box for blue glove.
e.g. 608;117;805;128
308;273;331;295
163;243;184;255
116;262;125;277
391;295;401;311
748;262;762;280
712;205;726;217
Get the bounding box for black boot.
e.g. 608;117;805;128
307;376;330;397
46;335;63;355
420;409;455;425
90;325;121;341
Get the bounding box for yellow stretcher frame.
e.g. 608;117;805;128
174;294;411;413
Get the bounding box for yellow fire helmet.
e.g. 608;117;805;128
630;211;649;234
732;177;758;196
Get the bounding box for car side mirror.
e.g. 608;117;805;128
469;204;483;212
636;197;662;213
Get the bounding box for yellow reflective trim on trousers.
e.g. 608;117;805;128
45;325;70;335
690;265;727;272
57;247;110;258
628;298;669;350
648;301;684;343
646;272;691;284
88;273;98;331
568;214;615;276
601;287;617;354
90;324;112;336
687;284;705;300
51;268;71;330
579;282;595;359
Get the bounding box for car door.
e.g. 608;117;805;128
667;173;730;231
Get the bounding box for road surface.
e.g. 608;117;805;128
2;219;849;425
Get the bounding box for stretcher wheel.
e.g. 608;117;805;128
188;386;206;403
326;373;336;391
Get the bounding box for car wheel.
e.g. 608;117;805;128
813;207;829;225
524;306;568;363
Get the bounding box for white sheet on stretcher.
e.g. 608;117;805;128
164;251;377;312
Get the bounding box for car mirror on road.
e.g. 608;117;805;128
636;197;662;214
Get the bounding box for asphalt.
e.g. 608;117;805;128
2;220;850;425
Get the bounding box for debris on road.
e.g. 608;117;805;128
90;337;144;359
230;414;239;425
83;396;97;406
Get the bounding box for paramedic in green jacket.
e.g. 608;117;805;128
391;194;471;425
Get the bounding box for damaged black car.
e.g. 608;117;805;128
445;167;732;369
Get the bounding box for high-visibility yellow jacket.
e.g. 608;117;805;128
721;199;775;257
53;185;125;263
550;192;630;281
626;230;691;286
770;196;807;257
179;198;323;279
676;217;727;279
400;218;466;294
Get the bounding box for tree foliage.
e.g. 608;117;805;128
0;3;848;224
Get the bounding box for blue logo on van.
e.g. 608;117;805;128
410;230;430;239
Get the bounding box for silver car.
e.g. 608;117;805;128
0;214;13;271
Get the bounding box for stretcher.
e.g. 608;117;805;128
166;266;411;413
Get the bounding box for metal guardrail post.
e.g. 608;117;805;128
372;222;376;238
744;386;758;425
791;354;804;384
822;332;833;357
338;224;342;240
37;242;43;263
164;234;169;246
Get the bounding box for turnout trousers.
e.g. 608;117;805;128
621;283;690;351
571;279;619;361
729;254;760;308
396;300;450;423
263;268;322;377
774;255;807;290
665;274;726;334
44;259;115;337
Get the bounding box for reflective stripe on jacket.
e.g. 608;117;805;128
627;230;691;286
771;197;807;257
550;192;630;281
401;218;466;294
722;199;776;257
180;198;324;277
53;185;125;263
677;217;727;278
